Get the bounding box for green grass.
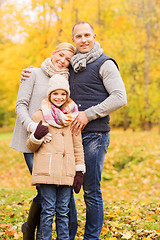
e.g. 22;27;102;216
0;132;13;140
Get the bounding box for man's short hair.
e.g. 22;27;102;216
72;21;94;37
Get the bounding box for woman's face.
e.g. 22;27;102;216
51;49;74;69
50;89;67;108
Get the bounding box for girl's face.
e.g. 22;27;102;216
50;89;67;108
51;50;74;69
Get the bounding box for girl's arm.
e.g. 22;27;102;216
72;132;86;173
26;132;43;152
26;119;49;152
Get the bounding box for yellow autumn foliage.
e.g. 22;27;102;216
0;0;160;130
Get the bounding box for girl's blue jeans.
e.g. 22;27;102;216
40;184;72;240
23;152;78;240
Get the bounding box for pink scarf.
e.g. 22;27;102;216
41;98;78;128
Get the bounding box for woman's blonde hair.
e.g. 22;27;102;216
53;42;76;55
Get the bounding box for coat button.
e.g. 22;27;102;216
62;132;65;136
63;152;65;157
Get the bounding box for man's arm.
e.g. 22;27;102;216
85;60;127;121
71;60;127;135
20;66;33;82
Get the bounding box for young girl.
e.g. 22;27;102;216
26;74;85;240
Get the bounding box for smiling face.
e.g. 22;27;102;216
72;23;96;53
51;49;74;69
50;89;67;108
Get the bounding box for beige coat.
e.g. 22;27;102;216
26;109;85;186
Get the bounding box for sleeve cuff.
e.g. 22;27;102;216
85;108;95;121
27;121;33;132
30;132;44;144
76;164;86;173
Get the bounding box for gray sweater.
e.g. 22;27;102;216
85;60;127;121
10;60;127;153
10;68;49;152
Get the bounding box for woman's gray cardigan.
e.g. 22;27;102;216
10;68;49;153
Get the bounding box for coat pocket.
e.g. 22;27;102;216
34;153;52;176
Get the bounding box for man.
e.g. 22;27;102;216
69;21;127;239
21;21;127;239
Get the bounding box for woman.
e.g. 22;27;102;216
10;43;78;240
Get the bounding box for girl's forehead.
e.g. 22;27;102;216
52;89;67;93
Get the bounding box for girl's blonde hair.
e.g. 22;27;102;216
53;42;76;55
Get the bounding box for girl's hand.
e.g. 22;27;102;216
34;121;49;140
73;171;83;194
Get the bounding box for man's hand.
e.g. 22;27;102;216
71;111;89;135
20;66;33;82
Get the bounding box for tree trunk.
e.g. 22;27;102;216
123;110;129;131
144;0;151;130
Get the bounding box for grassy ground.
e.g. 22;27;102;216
0;129;160;239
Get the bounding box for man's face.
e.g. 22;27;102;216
72;23;96;53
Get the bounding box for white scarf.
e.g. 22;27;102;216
41;58;69;79
71;42;103;72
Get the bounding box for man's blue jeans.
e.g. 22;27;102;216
82;132;110;240
40;184;72;240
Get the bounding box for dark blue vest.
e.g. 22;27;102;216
69;53;119;132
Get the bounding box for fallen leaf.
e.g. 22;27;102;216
121;231;132;239
5;227;16;237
